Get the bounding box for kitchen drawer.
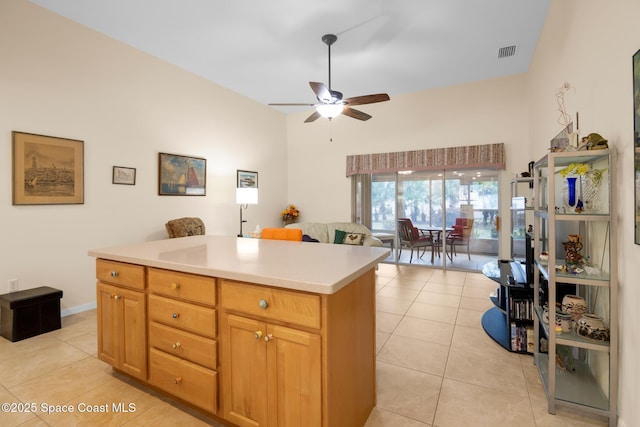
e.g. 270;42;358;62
149;348;218;414
96;259;145;290
149;268;216;306
149;294;216;338
149;321;217;370
220;280;320;329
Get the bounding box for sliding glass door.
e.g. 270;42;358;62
365;169;499;271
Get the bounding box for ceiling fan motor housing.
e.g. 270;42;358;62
322;34;337;46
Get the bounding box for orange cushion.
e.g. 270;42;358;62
261;228;303;241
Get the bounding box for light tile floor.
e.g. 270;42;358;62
0;265;608;426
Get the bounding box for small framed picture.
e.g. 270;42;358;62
237;170;258;188
112;166;136;185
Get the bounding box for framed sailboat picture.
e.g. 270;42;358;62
158;152;206;196
12;131;84;205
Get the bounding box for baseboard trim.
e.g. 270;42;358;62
61;302;97;317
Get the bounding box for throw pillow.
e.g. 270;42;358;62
333;229;347;244
302;234;319;243
343;232;365;245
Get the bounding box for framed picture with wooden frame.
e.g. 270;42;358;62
112;166;136;185
158;152;206;195
237;169;258;188
12;131;84;205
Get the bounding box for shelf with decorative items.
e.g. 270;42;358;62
533;149;617;426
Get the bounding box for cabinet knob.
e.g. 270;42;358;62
254;331;263;340
264;333;273;342
110;271;118;277
172;313;180;319
172;341;181;349
170;282;180;290
114;295;121;301
174;377;182;384
258;299;268;309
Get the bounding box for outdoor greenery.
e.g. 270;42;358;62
371;173;499;240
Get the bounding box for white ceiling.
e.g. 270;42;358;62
30;0;550;114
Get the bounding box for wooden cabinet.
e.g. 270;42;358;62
95;258;376;427
147;267;218;414
220;280;322;427
96;260;147;380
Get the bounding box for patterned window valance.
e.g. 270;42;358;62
345;143;505;176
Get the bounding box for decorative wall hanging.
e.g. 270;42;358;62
158;152;206;196
12;131;84;205
237;170;258;189
633;49;640;244
112;166;136;185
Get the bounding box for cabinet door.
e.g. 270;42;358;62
266;324;321;427
223;314;268;427
96;282;147;380
97;283;120;367
119;286;147;380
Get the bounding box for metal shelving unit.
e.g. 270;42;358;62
533;149;617;426
510;177;534;260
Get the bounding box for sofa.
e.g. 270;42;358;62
285;222;383;247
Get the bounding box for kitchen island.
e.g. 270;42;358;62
89;235;389;427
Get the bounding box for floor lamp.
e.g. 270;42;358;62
236;187;258;237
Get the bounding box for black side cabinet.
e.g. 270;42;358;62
0;286;63;342
481;260;534;353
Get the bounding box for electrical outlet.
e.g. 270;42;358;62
8;279;19;292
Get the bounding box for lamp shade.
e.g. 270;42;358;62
316;103;344;119
236;187;258;205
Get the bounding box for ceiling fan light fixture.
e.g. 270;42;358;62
316;103;344;118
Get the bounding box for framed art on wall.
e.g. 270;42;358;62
237;170;258;188
633;49;640;244
12;131;84;205
112;166;136;185
158;152;206;195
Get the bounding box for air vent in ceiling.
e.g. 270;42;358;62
498;45;517;58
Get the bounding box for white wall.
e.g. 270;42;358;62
0;1;288;313
527;1;640;425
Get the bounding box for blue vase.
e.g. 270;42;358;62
566;177;578;206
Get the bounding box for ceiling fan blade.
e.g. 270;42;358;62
344;93;390;106
342;107;372;121
304;110;322;123
268;103;315;106
309;82;332;102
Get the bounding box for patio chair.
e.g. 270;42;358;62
397;218;434;263
446;218;474;260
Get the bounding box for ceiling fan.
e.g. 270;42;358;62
269;33;390;122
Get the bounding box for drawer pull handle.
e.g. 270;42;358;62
170;283;180;290
172;313;180;319
258;299;268;309
111;271;118;277
114;295;121;301
174;377;182;384
254;331;263;340
172;341;181;349
264;333;274;342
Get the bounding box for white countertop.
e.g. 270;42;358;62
88;235;390;294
